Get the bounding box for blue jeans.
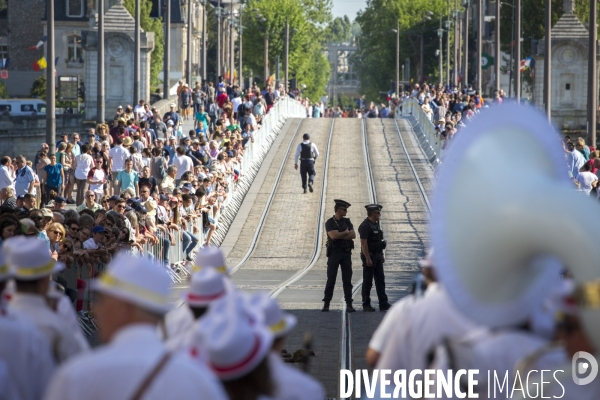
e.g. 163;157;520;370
161;235;170;265
181;230;198;257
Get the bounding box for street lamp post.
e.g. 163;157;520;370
216;0;222;79
452;7;460;86
544;0;551;120
201;0;207;81
495;0;501;92
97;0;105;123
463;0;470;89
515;0;521;102
134;0;140;104
445;19;452;86
285;18;289;92
46;0;56;153
588;0;597;147
437;27;444;84
163;0;171;99
187;0;192;85
476;0;482;94
392;22;400;95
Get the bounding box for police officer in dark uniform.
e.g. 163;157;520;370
358;204;391;312
294;133;319;194
322;199;356;312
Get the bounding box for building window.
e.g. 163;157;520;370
67;35;84;64
67;0;84;17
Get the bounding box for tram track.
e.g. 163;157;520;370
229;119;305;274
228;118;336;299
339;118;433;399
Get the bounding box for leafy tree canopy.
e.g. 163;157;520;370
328;15;352;43
242;0;332;101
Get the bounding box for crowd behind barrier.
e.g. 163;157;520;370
0;81;307;337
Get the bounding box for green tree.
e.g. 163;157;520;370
328;15;352;43
31;75;46;98
354;0;447;99
122;0;164;87
242;0;331;101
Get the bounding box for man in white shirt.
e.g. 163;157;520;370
173;146;193;186
576;163;598;195
43;253;227;400
0;156;14;192
0;255;56;400
7;237;87;364
108;137;130;195
565;141;585;178
133;99;146;120
72;143;94;205
294;133;320;194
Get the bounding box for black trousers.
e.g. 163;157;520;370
361;252;389;306
300;160;316;189
323;250;353;303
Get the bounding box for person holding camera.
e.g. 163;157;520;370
322;199;355;313
359;204;391;312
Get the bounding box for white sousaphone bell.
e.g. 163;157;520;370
429;103;600;352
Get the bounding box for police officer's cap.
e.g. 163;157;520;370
334;199;351;208
303;133;310;140
365;204;383;211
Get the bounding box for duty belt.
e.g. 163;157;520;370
300;158;315;161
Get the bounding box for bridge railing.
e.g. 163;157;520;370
395;98;443;166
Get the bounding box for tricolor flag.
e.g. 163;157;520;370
32;56;47;71
0;58;10;69
519;57;535;73
29;36;47;51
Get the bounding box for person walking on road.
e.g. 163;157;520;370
294;133;319;194
358;204;391;312
322;199;356;313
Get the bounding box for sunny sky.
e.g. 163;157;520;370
331;0;368;21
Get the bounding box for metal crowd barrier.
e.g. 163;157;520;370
396;98;444;166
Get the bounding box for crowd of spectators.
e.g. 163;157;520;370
0;77;309;320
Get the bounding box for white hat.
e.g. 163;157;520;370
0;248;11;282
167;120;174;126
199;293;273;380
169;103;176;107
185;268;227;307
93;253;171;314
247;292;297;338
192;246;229;274
4;237;64;280
418;248;434;268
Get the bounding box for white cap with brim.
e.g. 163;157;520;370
4;237;64;280
247;292;297;338
199;293;273;381
184;268;227;307
192;246;230;274
93;252;172;315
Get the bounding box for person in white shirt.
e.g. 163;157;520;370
72;143;94;205
0;156;14;192
133;100;146;120
294;133;320;194
0;249;56;400
108;137;130;195
575;163;598;195
44;253;228;400
173;146;193;185
6;237;87;364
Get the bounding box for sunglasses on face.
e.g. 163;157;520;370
116;205;125;210
51;230;62;235
70;226;79;231
31;216;43;221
